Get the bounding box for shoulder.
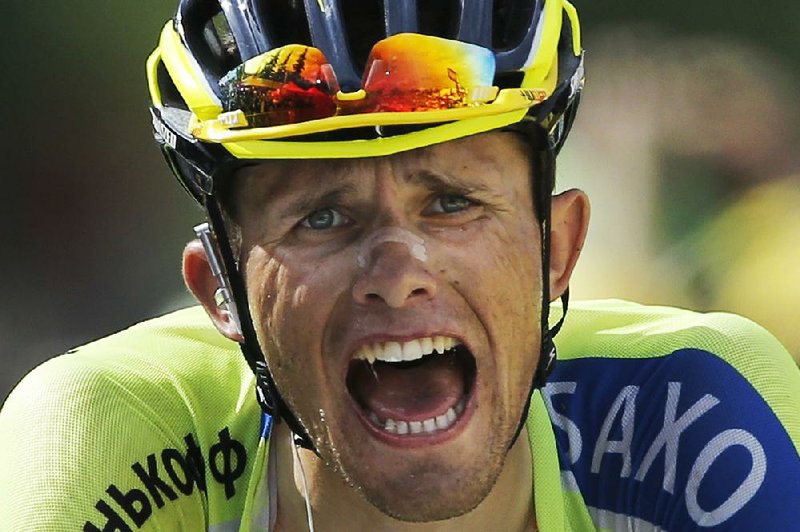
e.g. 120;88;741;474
558;298;792;363
0;307;261;530
546;299;800;529
555;299;799;439
2;306;256;439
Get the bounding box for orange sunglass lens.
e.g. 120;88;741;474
218;35;498;127
219;45;339;127
360;33;496;112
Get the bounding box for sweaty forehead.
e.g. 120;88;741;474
232;131;530;208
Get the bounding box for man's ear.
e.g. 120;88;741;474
183;240;244;342
549;189;590;300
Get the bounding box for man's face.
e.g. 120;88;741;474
235;132;542;521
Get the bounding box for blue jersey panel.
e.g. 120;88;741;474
543;349;800;530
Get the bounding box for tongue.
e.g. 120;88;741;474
350;354;465;422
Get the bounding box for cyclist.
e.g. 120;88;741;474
2;1;798;530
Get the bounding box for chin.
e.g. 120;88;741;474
357;458;502;523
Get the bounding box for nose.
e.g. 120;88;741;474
352;241;437;308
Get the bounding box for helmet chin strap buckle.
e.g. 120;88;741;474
535;340;557;389
254;360;278;414
537;288;570;387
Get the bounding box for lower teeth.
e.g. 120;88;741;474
368;398;466;435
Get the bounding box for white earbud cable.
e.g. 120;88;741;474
292;440;316;532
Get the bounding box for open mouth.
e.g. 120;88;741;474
346;337;477;441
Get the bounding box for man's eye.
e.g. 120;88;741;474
430;194;474;214
299;208;349;230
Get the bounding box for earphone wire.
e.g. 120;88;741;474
292;439;316;532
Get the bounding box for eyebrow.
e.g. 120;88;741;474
276;183;360;220
407;169;495;195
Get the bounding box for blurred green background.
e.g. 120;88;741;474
2;1;799;401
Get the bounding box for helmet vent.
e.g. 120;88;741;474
418;0;461;40
157;60;189;110
340;0;384;73
262;0;313;47
492;0;536;50
203;12;241;75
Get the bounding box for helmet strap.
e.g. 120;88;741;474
204;196;319;454
506;124;570;449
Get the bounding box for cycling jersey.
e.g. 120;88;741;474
1;300;798;530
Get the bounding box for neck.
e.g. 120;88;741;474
272;423;535;531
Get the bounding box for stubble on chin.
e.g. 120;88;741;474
327;435;512;523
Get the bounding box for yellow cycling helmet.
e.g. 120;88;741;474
148;0;583;199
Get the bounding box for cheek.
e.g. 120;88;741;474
475;241;541;366
437;221;541;392
244;246;354;358
489;225;542;336
437;219;541;304
244;250;291;355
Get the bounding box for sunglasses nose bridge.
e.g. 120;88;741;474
336;89;368;102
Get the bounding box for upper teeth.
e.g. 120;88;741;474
355;336;459;364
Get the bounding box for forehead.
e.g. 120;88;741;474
233;131;531;205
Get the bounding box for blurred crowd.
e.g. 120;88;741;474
561;27;800;361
